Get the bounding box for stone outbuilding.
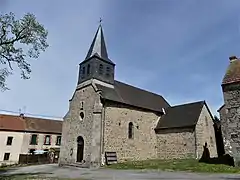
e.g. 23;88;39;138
59;24;217;168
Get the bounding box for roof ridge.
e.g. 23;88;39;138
0;113;63;122
115;80;165;98
170;100;205;108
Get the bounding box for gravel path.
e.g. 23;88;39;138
1;164;240;180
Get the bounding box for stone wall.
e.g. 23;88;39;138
156;128;196;159
222;83;240;161
59;83;102;167
195;104;218;158
103;102;159;162
219;105;228;140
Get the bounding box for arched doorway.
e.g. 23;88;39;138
77;136;84;162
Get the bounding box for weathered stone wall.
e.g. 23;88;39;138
195;104;218;158
219;105;228;140
59;83;102;167
218;105;232;154
156;128;196;159
222;83;240;161
103;102;159;162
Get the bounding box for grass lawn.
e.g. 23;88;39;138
107;159;240;173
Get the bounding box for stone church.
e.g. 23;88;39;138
59;24;217;168
218;56;240;166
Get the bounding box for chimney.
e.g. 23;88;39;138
229;56;238;62
19;113;24;118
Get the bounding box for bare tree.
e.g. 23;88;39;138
0;12;49;91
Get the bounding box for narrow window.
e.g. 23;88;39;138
6;137;13;146
128;122;134;139
99;64;103;75
30;134;38;145
106;67;110;77
82;67;85;79
79;112;84;121
205;117;208;126
210;136;214;144
87;64;90;75
3;153;10;161
44;135;51;145
56;136;61;146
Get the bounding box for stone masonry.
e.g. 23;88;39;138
195;104;217;158
156;128;195;159
103;102;159;162
59;82;103;167
156;104;217;159
222;83;240;163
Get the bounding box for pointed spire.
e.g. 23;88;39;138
85;22;111;62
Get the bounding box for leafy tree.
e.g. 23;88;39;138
0;12;48;91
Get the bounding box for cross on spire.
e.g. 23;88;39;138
99;18;102;25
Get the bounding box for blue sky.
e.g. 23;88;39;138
0;0;240;119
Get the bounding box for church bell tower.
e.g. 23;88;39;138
78;24;115;85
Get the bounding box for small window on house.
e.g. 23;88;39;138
82;67;85;79
205;117;208;126
128;122;134;139
3;153;10;161
99;64;103;75
44;135;51;145
6;137;13;146
30;134;38;145
106;67;110;77
56;136;61;145
87;64;90;75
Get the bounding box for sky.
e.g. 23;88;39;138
0;0;240;119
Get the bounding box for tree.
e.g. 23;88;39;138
0;12;49;91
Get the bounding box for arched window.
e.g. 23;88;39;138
99;64;103;75
128;122;134;139
87;64;90;75
106;67;110;77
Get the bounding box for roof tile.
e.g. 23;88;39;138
0;114;62;133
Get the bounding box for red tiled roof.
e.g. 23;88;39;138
0;114;63;134
222;57;240;85
0;114;25;131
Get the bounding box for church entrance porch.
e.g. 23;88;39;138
77;136;84;162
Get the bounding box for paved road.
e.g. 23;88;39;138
1;164;240;180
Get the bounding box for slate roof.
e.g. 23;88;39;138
155;101;206;130
84;24;114;64
96;80;170;113
0;114;62;134
222;56;240;85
